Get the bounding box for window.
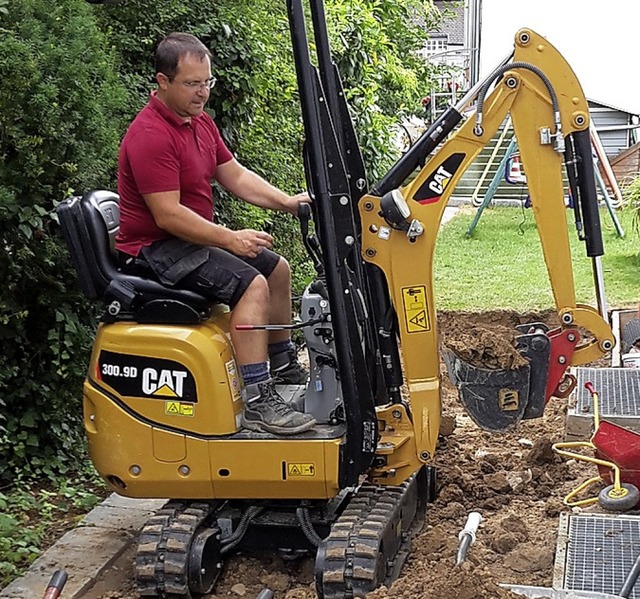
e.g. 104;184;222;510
425;36;448;56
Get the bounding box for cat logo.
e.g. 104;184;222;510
98;351;198;402
142;368;188;398
413;152;465;205
428;165;453;195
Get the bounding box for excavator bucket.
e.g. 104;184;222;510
444;351;530;431
444;323;572;432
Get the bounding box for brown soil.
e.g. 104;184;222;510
86;309;603;599
439;309;559;370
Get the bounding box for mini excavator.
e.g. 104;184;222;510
57;1;615;597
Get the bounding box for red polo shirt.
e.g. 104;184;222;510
115;92;233;256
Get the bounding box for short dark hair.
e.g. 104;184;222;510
155;32;211;80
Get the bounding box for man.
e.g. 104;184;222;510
116;32;315;435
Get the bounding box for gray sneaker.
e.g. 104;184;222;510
241;379;316;435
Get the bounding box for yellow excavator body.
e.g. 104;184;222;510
84;307;343;499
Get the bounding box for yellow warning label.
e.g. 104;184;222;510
226;360;241;400
401;286;431;333
165;401;195;416
498;389;520;412
287;463;316;477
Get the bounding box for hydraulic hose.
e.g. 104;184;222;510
620;554;640;597
221;506;264;555
474;62;562;148
296;507;324;547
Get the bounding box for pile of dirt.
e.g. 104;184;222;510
360;396;576;599
439;309;558;371
367;561;521;599
444;323;528;370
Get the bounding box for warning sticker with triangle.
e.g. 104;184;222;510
287;463;316;477
165;401;195;416
166;401;180;414
401;285;431;333
409;311;428;329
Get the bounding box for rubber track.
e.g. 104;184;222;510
135;500;213;598
318;477;420;599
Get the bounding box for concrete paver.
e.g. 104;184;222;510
442;205;459;225
0;495;165;599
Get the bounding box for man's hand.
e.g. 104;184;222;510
284;191;312;216
230;229;274;258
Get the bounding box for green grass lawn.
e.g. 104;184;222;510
434;204;639;311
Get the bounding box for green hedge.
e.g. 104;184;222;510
0;0;128;481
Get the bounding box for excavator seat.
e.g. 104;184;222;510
57;190;212;324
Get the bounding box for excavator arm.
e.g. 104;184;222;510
360;29;614;484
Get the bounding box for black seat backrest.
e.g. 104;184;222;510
57;190;118;299
57;190;212;322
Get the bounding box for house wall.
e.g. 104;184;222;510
589;102;633;158
433;1;465;45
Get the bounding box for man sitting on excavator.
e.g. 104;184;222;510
115;32;316;435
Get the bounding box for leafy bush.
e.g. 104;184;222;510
326;0;442;181
0;0;128;482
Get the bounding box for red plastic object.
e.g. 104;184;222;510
593;420;640;493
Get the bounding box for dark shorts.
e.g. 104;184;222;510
119;239;280;309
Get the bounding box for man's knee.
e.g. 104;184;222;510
269;257;291;286
237;274;270;306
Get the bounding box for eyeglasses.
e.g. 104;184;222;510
167;76;217;91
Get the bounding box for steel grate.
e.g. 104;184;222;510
559;513;640;598
574;368;640;417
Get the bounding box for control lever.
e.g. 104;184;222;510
298;203;324;275
235;315;327;332
42;570;67;599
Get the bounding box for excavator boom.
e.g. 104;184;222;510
359;29;614;482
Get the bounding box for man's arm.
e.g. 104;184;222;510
143;190;273;259
215;158;310;215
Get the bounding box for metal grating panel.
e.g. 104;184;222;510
560;513;640;598
574;368;640;417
